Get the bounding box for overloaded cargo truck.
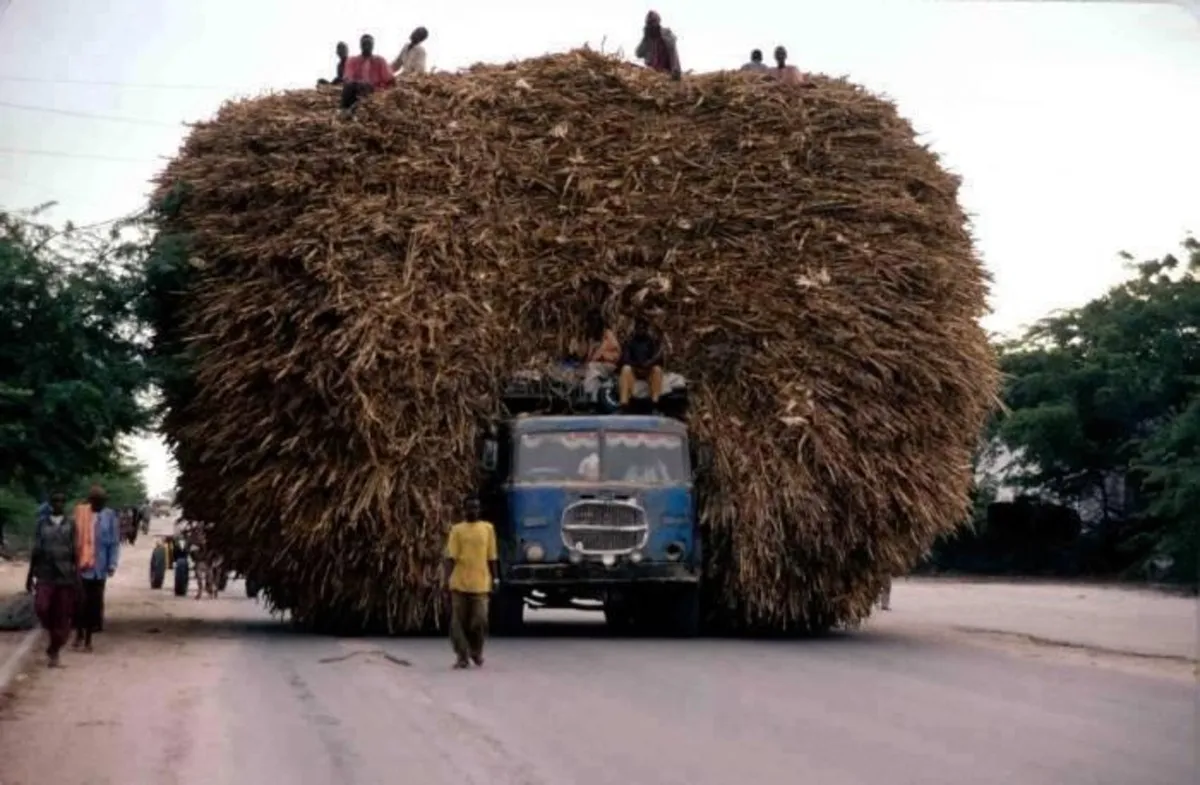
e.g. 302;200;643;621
476;364;709;636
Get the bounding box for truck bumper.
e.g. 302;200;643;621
504;561;700;586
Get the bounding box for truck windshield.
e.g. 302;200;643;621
513;430;687;485
603;432;687;485
515;431;600;483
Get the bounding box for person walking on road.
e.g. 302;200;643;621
444;496;498;669
25;492;78;667
73;485;120;651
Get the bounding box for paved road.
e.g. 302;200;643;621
0;521;1195;785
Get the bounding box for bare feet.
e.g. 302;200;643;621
471;655;484;667
453;659;469;670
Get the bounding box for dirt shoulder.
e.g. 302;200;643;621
0;560;36;678
870;577;1198;679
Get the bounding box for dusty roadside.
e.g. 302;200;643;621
868;578;1198;680
0;559;36;677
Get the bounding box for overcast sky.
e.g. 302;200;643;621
1;0;1198;496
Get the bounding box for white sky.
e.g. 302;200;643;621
1;0;1198;496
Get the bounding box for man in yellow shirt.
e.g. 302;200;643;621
444;497;498;669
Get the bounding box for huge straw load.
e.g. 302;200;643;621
147;49;997;634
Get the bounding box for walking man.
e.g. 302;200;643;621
73;485;120;651
25;492;78;667
444;496;498;669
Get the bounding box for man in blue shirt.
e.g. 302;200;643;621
73;485;120;651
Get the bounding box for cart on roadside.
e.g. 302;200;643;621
149;534;190;596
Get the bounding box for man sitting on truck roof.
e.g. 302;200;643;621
618;316;665;410
579;310;621;400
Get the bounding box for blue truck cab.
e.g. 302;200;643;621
477;367;706;635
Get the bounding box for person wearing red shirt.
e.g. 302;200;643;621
341;34;395;112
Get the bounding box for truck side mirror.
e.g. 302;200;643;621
480;438;499;472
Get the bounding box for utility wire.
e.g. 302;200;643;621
0;99;183;128
0;146;159;164
0;74;237;91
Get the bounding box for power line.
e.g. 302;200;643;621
0;146;159;164
0;99;182;128
0;74;236;91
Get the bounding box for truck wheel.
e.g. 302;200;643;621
490;588;524;636
173;558;190;597
667;585;701;638
149;545;167;589
603;596;637;635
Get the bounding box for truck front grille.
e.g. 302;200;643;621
561;501;648;555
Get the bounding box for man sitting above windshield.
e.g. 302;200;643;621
578;309;621;400
618;316;664;410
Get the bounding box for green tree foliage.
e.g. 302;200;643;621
0;209;151;519
994;238;1199;582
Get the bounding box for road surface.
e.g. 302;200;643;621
0;518;1195;785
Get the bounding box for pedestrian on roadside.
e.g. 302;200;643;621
73;485;120;651
391;26;429;76
25;492;78;668
444;495;498;669
878;576;892;611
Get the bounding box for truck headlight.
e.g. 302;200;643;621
524;543;545;562
629;550;644;564
664;541;686;561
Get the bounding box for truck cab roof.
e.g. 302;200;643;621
510;414;689;435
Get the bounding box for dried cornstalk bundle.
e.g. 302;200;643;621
150;49;998;633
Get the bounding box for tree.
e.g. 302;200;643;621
994;238;1199;580
0;209;151;499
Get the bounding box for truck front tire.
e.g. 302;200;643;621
173;558;190;597
667;584;701;638
490;588;524;636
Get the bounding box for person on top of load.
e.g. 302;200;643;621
318;41;349;86
391;26;429;76
771;45;804;85
341;34;395;114
577;309;621;400
740;49;767;72
635;11;681;81
618;315;665;410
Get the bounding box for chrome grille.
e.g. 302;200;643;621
561;501;647;555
